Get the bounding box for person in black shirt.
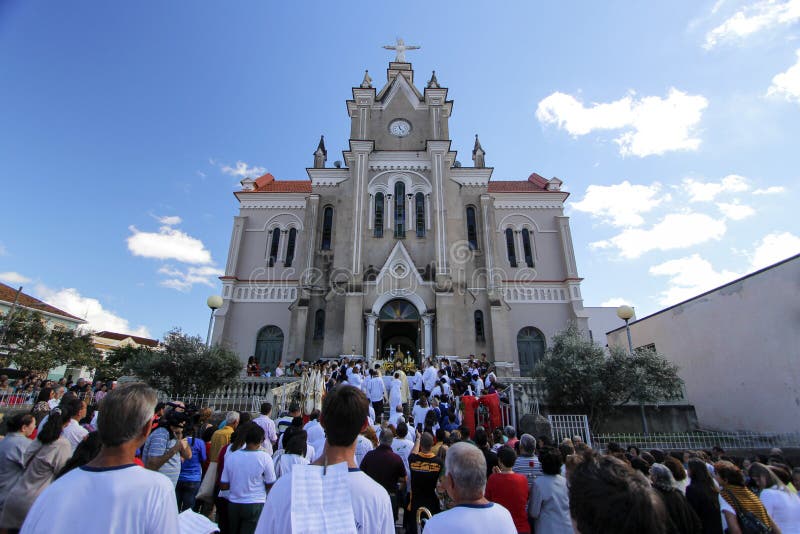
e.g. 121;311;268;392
406;432;443;534
474;427;498;478
360;429;406;522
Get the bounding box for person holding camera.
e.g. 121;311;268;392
142;404;192;487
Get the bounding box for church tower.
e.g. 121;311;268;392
211;41;588;376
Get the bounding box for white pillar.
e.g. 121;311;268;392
368;194;374;230
365;313;377;361
279;230;289;265
387;194;393;229
423;313;434;359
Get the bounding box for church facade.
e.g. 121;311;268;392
211;58;589;376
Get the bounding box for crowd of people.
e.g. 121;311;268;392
0;358;799;533
0;374;108;408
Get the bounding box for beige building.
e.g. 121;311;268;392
212;57;594;376
92;330;159;357
606;254;800;433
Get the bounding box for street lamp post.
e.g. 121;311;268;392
206;295;223;347
617;304;649;435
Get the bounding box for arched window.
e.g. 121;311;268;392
474;310;485;342
255;325;284;371
374;193;384;238
522;228;533;268
505;228;517;267
517;327;546;375
466;206;478;250
415;192;425;238
321;206;333;250
313;309;325;339
268;228;281;267
394;182;405;238
285;228;297;267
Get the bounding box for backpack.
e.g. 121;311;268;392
723;489;772;534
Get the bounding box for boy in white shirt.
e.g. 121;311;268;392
220;423;276;533
255;386;393;534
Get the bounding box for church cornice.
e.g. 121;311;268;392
368;150;432;171
306;168;350;187
450;167;493;187
492;192;569;209
235;192;307;210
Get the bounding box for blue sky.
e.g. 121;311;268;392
1;1;799;339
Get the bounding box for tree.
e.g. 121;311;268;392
534;324;683;429
93;345;140;383
0;308;102;376
125;328;242;397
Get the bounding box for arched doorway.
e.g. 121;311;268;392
517;326;546;375
378;299;420;365
255;325;283;371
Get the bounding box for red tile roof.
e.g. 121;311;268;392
0;282;85;322
244;173;312;193
93;330;159;347
488;173;551;193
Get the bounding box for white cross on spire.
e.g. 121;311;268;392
382;37;420;63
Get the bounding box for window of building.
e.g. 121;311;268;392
313;309;325;339
268;228;280;267
517;326;545;375
466;206;478;250
415;192;425;238
522;228;533;268
321;206;333;250
505;228;517;267
374;193;384;238
394;181;405;238
284;228;297;267
474;310;485;342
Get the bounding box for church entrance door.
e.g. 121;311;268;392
255;325;284;372
377;299;421;366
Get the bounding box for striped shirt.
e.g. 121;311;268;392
513;454;542;485
721;484;778;532
142;427;181;486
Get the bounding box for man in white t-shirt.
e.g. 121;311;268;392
411;369;423;401
365;369;387;419
255;385;393;534
391;421;414;492
220;423;276;533
422;442;515;533
21;383;179;534
422;362;438;395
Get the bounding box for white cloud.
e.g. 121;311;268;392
0;243;6;256
127;225;213;265
591;212;727;259
753;185;786;194
705;0;800;49
768;49;800;103
682;174;749;202
600;297;635;308
650;254;741;305
749;231;800;269
0;272;31;285
716;200;756;220
158;265;224;292
155;215;182;226
33;285;151;338
536;88;708;157
219;161;267;178
571;181;668;227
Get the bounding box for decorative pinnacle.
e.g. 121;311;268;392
427;70;440;89
361;70;373;89
473;134;484;154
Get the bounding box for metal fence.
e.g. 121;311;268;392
161;378;302;415
591;431;800;451
548;414;592;447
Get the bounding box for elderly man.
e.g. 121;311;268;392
360;429;406;523
422;442;516;533
20;383;179;533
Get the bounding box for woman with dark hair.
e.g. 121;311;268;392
685;458;724;534
56;431;102;479
0;407;74;530
750;462;800;533
0;413;36;518
31;388;53;424
664;456;689;494
650;463;702;534
530;447;572;534
715;460;778;534
274;428;309;479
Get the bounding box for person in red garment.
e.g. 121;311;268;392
485;446;530;534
